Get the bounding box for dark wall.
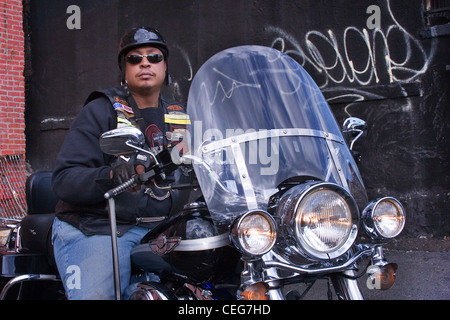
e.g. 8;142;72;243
24;0;449;238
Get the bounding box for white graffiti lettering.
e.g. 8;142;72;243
266;0;436;89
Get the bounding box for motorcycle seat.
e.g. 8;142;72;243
20;171;59;268
25;171;59;215
20;213;55;264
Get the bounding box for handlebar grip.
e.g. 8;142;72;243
104;168;158;200
104;175;140;199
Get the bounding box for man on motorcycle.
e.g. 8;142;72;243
51;26;186;299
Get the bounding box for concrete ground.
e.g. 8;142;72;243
2;226;449;300
287;238;450;300
361;237;450;300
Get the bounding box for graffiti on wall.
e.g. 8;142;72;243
263;0;437;112
167;1;437;115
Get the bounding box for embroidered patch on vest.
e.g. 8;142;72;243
164;113;191;125
113;102;134;115
167;104;184;111
114;96;129;106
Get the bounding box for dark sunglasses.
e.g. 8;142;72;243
125;54;164;65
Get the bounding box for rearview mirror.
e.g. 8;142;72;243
100;127;145;155
342;117;367;151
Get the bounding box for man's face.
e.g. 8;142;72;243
124;46;167;94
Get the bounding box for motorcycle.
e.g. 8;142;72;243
0;45;405;300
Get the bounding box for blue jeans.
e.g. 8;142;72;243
52;217;150;300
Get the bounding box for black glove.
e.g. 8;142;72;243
110;151;154;186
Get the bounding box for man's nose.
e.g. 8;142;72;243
140;58;151;67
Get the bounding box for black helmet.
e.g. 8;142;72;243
118;26;169;69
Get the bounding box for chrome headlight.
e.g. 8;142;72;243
363;197;405;239
279;182;359;260
231;210;277;257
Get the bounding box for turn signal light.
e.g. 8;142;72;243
366;263;398;290
240;282;268;300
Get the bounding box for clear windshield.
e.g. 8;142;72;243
186;46;366;228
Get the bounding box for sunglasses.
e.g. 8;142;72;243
125;54;164;65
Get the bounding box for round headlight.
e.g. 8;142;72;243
294;188;358;260
363;197;405;239
231;210;277;256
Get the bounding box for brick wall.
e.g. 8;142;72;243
0;0;25;155
0;0;27;218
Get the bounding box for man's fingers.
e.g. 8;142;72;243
135;164;145;175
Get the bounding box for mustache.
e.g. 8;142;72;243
136;71;156;77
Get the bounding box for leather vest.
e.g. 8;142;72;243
86;86;196;218
85;86;190;151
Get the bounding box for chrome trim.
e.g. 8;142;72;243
0;218;22;252
0;274;60;300
277;181;360;261
131;283;170;300
136;216;167;224
0;217;21;227
100;127;159;165
201;128;344;153
125;141;160;166
262;254;284;300
199;128;347;211
342;117;367;151
325;138;349;190
15;225;23;253
230;141;258;210
333;269;364;300
264;248;372;275
173;233;230;251
362;197;406;240
230;210;277;256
